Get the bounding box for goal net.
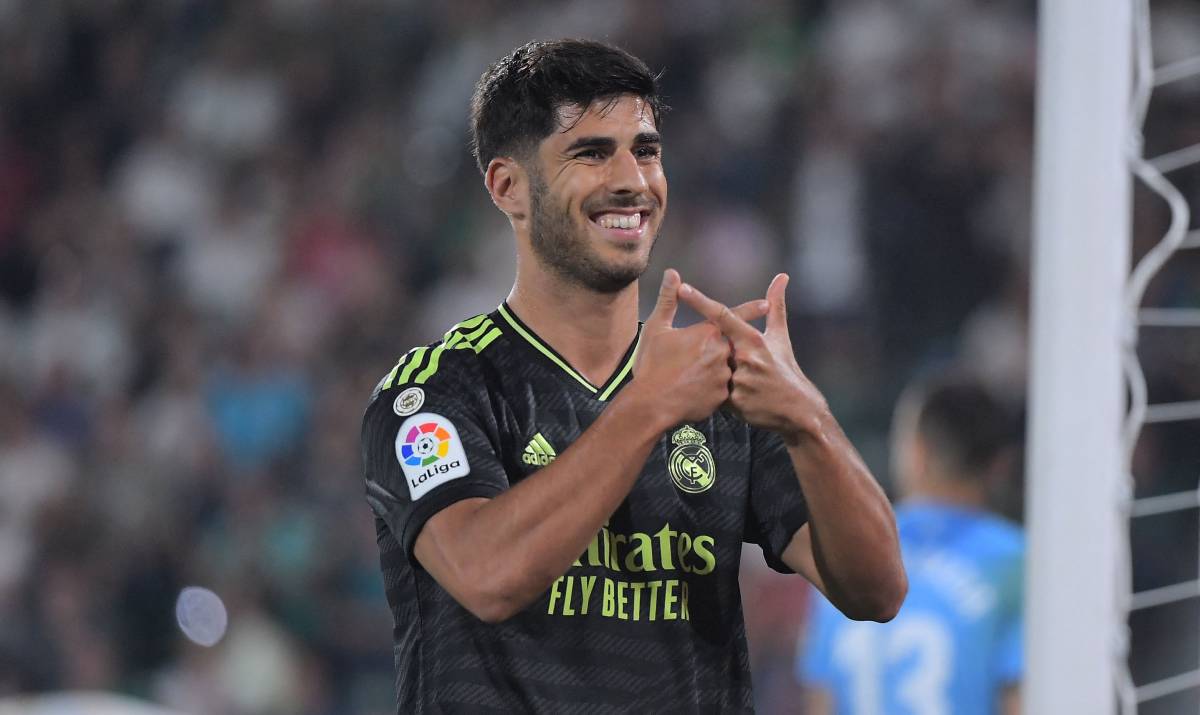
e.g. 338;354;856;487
1028;0;1200;712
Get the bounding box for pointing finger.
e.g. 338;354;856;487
765;273;790;338
678;283;760;341
732;299;771;324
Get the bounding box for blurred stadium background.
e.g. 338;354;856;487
0;0;1198;713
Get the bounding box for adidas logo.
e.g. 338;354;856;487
522;432;557;467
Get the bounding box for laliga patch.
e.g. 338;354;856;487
393;387;425;416
395;412;470;500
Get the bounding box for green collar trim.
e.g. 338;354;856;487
496;303;641;401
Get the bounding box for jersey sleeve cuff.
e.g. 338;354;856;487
399;480;506;566
762;505;810;575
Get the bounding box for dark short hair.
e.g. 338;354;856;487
909;376;1015;478
469;39;665;174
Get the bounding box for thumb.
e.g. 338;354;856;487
766;273;790;338
647;268;681;330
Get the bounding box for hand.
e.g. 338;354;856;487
630;269;768;426
679;273;830;444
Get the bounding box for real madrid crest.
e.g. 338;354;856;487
668;425;716;494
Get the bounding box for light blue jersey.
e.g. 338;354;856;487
799;502;1024;715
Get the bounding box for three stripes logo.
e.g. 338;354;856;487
378;313;502;392
522;432;557;467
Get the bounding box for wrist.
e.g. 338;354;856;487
614;378;676;436
779;401;835;447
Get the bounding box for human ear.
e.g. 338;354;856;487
484;157;528;221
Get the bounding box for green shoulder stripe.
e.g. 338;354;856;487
411;314;501;385
380;313;502;389
397;346;431;385
379;346;422;391
471;326;502;353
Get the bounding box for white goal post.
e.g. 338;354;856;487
1027;0;1132;713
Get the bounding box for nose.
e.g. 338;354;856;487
606;149;649;195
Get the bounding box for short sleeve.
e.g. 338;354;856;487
745;427;810;573
361;355;509;563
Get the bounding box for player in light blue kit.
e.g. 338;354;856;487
798;376;1024;715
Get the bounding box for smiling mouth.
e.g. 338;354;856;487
589;210;651;234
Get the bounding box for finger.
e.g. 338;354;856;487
731;299;770;324
647;268;682;330
765;273;790;338
678;283;760;341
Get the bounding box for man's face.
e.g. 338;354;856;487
526;94;667;293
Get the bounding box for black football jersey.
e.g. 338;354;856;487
361;303;810;713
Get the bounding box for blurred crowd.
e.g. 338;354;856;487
0;1;1197;713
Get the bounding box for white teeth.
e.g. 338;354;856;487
596;213;642;229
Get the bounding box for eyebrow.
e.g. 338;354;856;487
562;132;662;154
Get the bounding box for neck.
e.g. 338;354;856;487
506;265;640;387
903;473;988;510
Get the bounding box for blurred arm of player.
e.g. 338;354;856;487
804;687;833;715
412;269;767;623
681;275;907;621
1001;685;1020;715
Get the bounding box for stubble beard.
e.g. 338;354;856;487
527;172;657;295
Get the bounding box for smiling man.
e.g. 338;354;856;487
361;39;905;713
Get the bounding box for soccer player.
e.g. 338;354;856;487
798;376;1024;715
361;39;906;712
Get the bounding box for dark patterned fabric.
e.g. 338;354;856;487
361;303;810;713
